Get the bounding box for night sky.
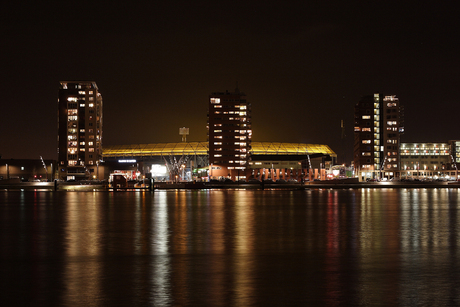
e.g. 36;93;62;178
1;1;459;163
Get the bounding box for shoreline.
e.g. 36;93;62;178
1;180;460;191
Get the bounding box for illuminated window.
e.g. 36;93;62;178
210;98;220;104
89;97;94;101
89;148;95;152
214;142;222;145
214;154;222;157
88;142;93;146
362;115;371;119
89;103;94;108
214;130;222;133
67;97;77;102
214;105;222;108
89;91;93;95
362;140;371;144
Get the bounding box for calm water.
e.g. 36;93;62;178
1;188;460;306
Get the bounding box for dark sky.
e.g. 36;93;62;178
1;1;459;163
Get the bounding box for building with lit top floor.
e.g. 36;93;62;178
207;89;252;179
58;81;103;181
354;93;404;181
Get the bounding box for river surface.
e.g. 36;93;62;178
1;188;460;306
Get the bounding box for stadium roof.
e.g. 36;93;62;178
103;142;336;158
251;142;335;156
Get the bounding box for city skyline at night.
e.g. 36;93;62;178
1;2;459;161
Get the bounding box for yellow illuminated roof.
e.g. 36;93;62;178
103;142;336;157
251;142;336;156
103;142;209;157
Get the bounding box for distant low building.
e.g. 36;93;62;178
0;159;56;182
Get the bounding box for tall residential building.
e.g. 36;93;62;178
354;93;404;180
207;88;252;180
58;81;103;181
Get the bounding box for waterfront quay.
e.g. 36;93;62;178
1;179;460;191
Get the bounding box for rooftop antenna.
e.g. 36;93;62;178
179;127;189;142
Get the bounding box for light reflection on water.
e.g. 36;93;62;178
1;189;460;306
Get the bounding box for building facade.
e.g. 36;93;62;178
0;159;56;182
354;93;404;180
207;89;252;179
58;81;103;181
400;142;458;179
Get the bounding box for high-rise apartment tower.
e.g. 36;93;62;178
207;88;252;180
354;93;404;180
58;81;103;181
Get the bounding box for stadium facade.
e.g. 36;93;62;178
101;142;337;182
